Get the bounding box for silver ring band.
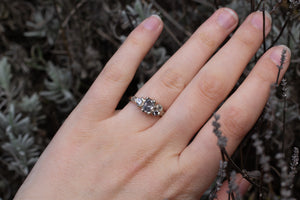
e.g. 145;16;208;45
130;96;164;117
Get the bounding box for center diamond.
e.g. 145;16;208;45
141;98;155;114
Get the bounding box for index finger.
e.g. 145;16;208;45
77;15;163;121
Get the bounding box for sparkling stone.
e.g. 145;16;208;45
153;104;163;116
135;97;143;107
156;104;163;111
153;111;160;116
142;98;155;114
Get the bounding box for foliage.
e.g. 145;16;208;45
0;0;299;199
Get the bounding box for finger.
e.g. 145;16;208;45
151;11;272;149
180;46;290;186
120;8;238;130
77;15;163;120
214;174;250;200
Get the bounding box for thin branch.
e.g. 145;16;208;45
52;0;74;61
282;94;287;152
152;0;192;37
214;0;220;9
231;192;236;200
192;0;215;9
291;58;300;63
95;28;120;47
52;0;63;22
60;0;88;30
276;49;287;86
281;78;287;153
251;0;255;12
221;148;267;191
259;174;263;200
125;9;135;30
163;24;183;47
269;2;280;14
276;70;282;87
256;0;264;10
269;17;289;49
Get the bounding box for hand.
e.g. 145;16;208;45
14;8;290;200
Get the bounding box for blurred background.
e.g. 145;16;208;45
0;0;299;199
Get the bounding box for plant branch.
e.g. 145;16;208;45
61;0;88;30
96;28;120;47
256;0;264;10
152;0;192;37
214;0;220;9
163;24;183;47
269;17;289;49
251;0;255;12
221;148;267;191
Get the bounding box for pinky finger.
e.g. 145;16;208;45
213;174;250;200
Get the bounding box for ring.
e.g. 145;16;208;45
130;96;164;117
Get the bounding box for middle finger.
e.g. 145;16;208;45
120;8;238;131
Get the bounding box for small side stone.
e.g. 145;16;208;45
153;110;160;116
153;104;163;116
134;97;144;107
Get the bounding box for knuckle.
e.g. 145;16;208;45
160;69;186;92
194;31;218;49
255;61;278;84
102;61;128;83
221;105;248;142
126;31;143;48
235;29;257;47
197;71;226;101
66;124;98;148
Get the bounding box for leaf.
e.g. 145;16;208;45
0;57;12;91
19;93;42;115
2;132;39;176
40;62;76;112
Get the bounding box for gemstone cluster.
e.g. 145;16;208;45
131;97;164;116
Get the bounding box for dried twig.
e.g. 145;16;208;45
222;148;267;191
61;0;88;29
251;0;255;12
163;24;182;47
281;78;288;153
276;49;287;86
192;0;215;9
256;0;264;10
152;0;192;37
214;0;220;9
96;28;120;47
269;17;289;49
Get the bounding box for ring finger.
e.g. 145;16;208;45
150;10;272;149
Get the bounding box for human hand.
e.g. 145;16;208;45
14;7;290;200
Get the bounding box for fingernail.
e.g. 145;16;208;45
217;8;238;29
142;15;162;31
251;11;272;30
270;45;291;66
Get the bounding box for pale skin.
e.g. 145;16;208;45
14;8;290;200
